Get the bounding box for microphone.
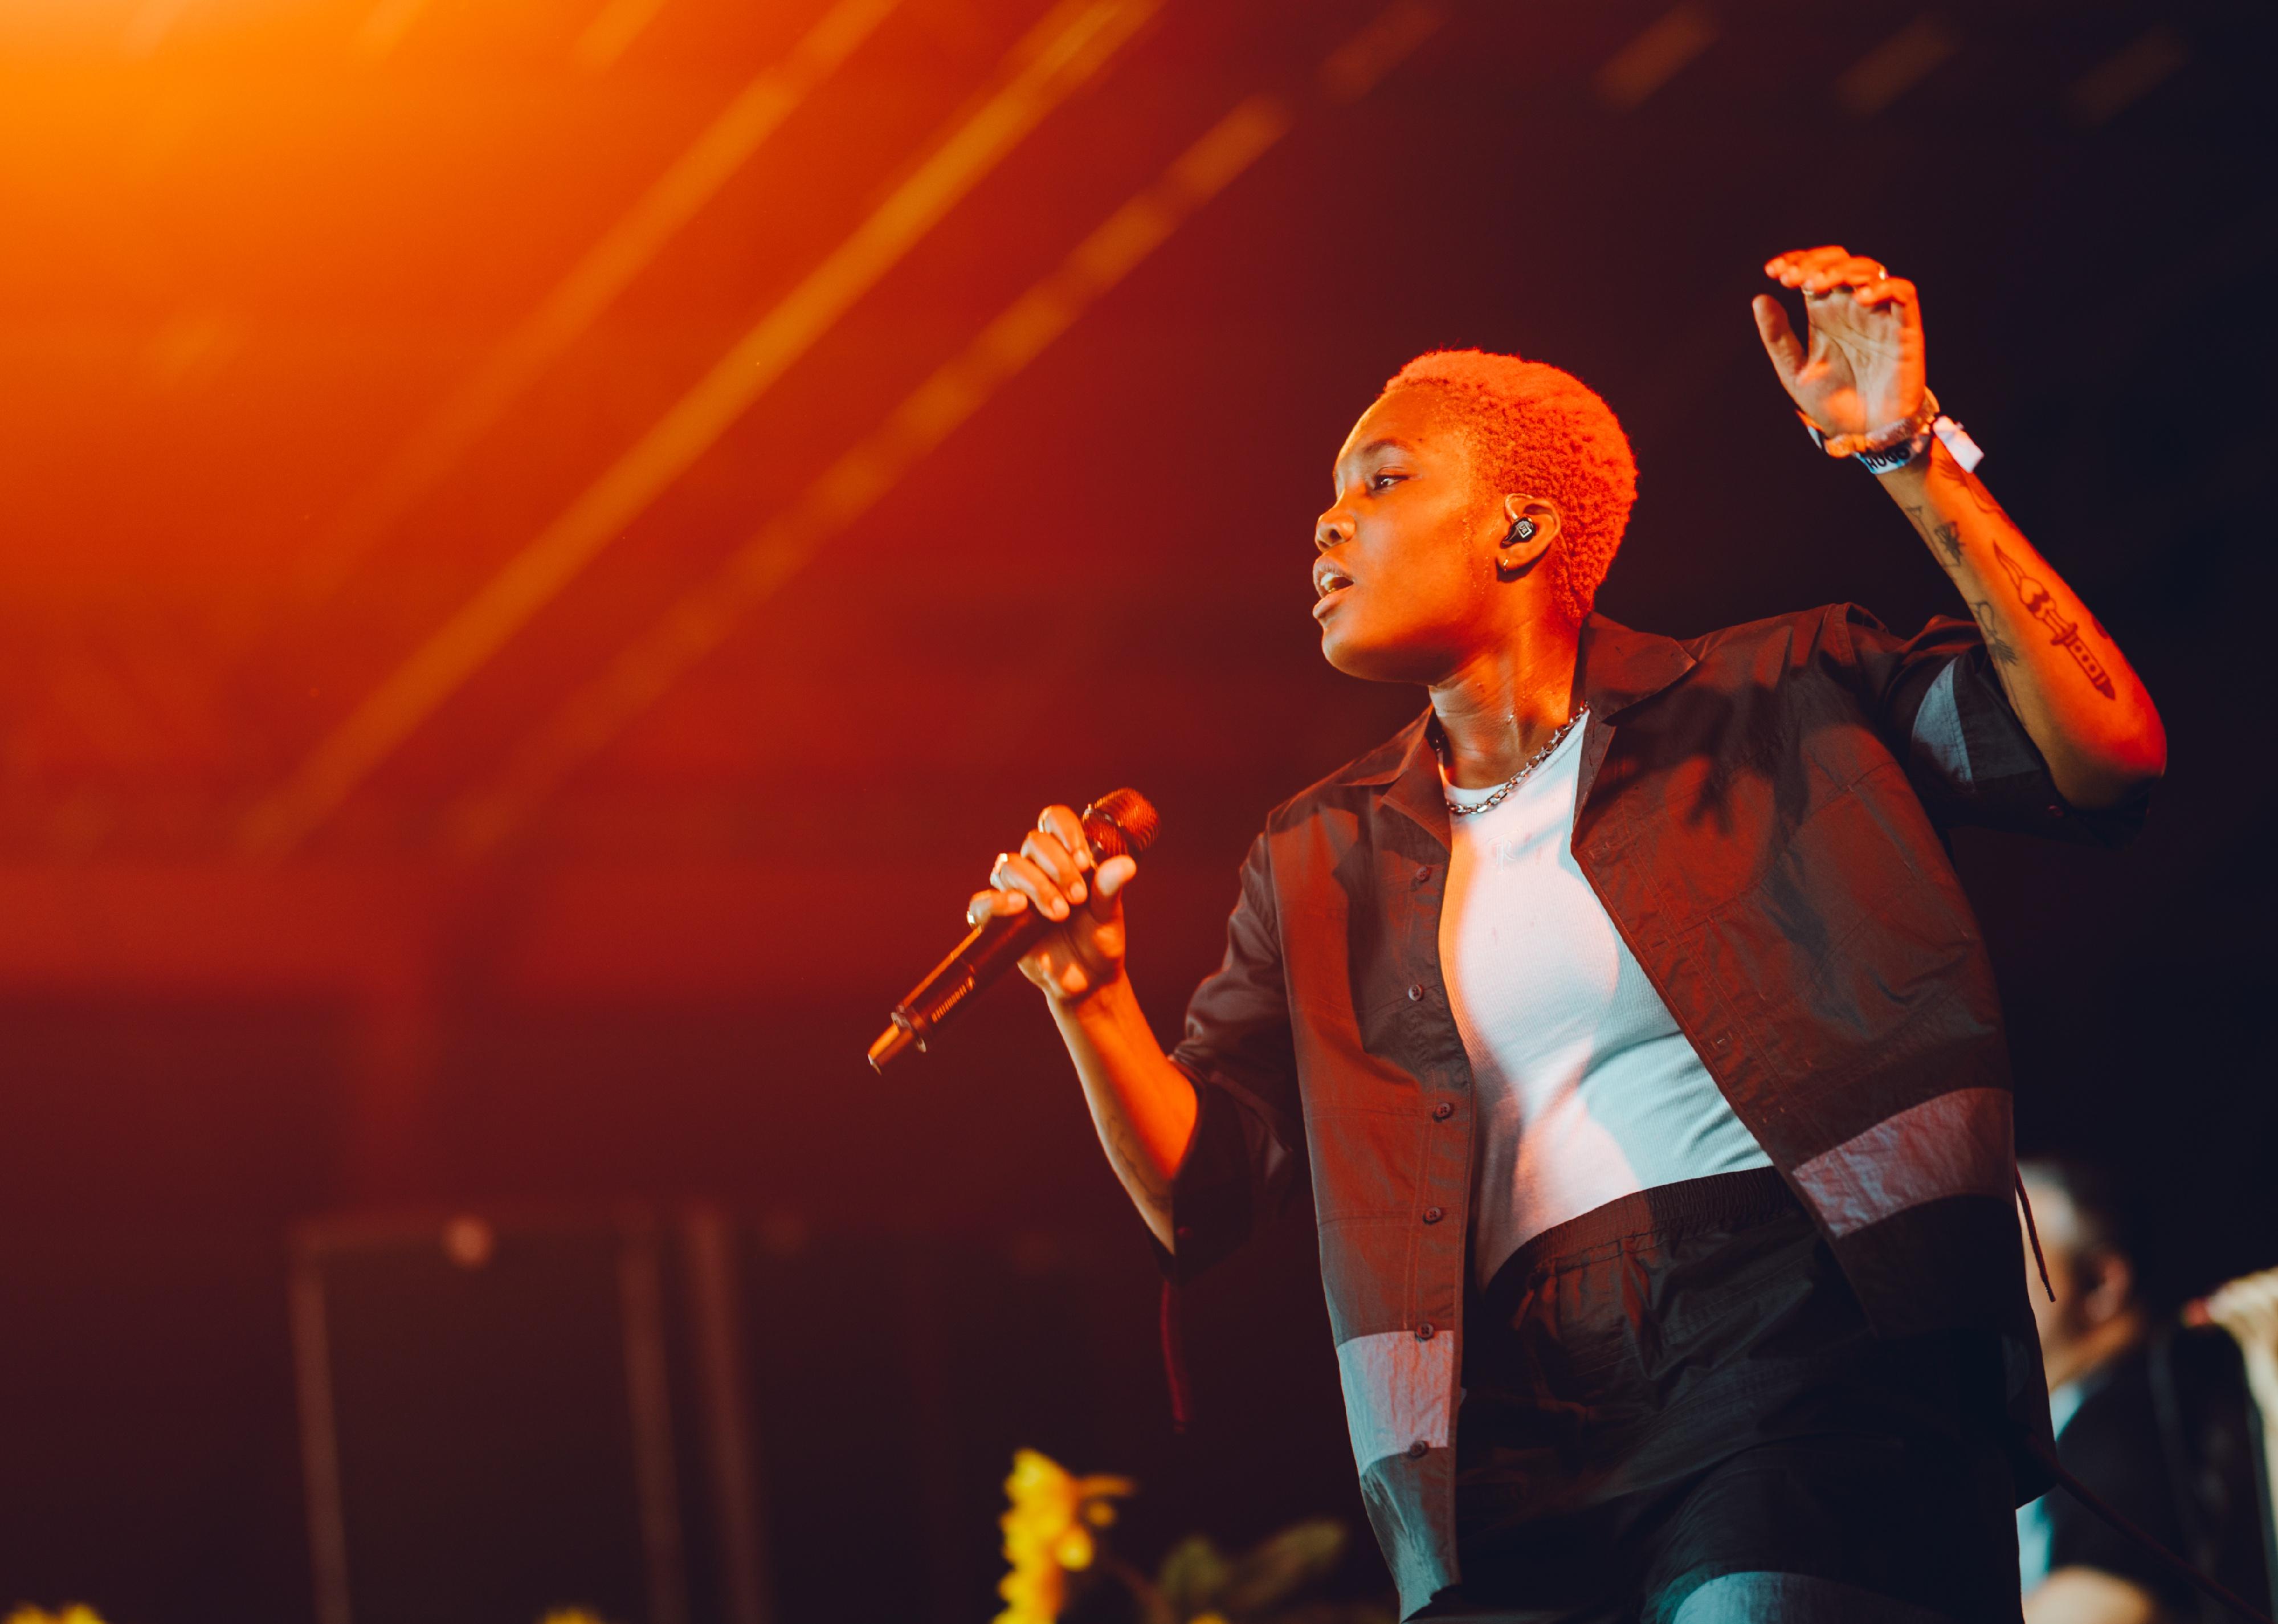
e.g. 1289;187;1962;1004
867;789;1160;1073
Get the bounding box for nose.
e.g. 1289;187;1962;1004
1315;508;1351;552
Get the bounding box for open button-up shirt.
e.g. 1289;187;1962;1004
1160;606;2143;1619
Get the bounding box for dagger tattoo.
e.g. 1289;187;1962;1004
1993;545;2116;700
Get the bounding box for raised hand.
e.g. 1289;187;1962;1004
1753;244;1926;439
2206;1266;2278;1422
966;803;1138;1005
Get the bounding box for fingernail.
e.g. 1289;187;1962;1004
1047;896;1067;920
1068;879;1087;904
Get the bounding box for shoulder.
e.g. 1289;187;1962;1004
2059;1348;2166;1476
1256;711;1429;838
1668;603;1956;710
1675;603;1887;672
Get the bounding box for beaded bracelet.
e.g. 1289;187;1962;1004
1799;390;1985;474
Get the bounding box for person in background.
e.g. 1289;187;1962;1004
2018;1158;2272;1623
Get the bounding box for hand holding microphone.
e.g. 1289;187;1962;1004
973;801;1144;1004
867;790;1158;1070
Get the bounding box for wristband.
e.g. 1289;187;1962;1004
1800;397;1985;474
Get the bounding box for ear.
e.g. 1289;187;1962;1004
2081;1250;2136;1324
1497;493;1560;568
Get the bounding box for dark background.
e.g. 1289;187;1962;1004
0;0;2272;1617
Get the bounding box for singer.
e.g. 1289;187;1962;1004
969;247;2167;1623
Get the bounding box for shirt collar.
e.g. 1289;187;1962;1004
1572;612;1699;719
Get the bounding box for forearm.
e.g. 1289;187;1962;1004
1881;440;2166;807
1049;975;1198;1251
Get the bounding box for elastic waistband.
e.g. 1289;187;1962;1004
1500;1167;1801;1280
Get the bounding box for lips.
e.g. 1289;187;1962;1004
1312;560;1354;618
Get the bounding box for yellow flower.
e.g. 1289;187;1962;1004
992;1447;1136;1624
6;1610;109;1624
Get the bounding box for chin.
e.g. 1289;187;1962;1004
1317;621;1368;678
1319;621;1423;685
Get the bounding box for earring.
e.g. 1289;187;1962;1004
1497;516;1542;579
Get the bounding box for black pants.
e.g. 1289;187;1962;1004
1421;1168;2023;1624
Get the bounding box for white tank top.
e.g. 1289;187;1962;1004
1438;723;1771;1286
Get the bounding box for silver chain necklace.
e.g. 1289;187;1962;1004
1440;705;1589;817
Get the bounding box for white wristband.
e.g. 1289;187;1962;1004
1931;416;1984;472
1801;412;1984;474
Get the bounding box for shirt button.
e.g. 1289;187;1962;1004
1422;1206;1444;1224
1406;1439;1430;1459
1407;984;1424;1001
1432;1101;1454;1121
1415;1321;1435;1340
1413;865;1432;884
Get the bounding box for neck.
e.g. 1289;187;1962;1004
2044;1307;2148;1392
1428;616;1583;789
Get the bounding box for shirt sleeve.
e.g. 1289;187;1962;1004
1834;603;2150;847
1155;830;1305;1282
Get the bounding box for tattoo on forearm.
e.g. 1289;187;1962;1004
1929;519;1963;566
1910;460;2120;699
1992;544;2117;699
1902;501;1967;569
1969;601;2020;668
1107;1116;1171;1218
1934;452;2015;523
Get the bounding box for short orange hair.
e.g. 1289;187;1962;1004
1383;349;1638;626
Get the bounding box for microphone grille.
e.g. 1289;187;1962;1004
1081;788;1160;860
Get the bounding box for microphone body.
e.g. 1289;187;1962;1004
867;789;1158;1072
